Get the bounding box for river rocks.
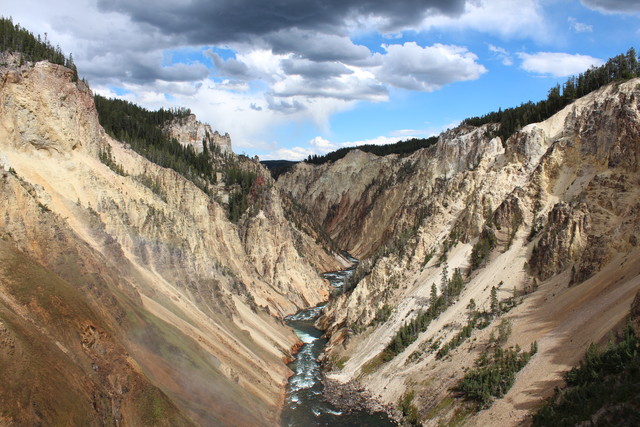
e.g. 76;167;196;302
322;378;401;422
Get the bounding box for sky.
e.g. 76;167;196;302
4;0;640;160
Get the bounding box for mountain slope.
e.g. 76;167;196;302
0;57;338;425
280;78;640;425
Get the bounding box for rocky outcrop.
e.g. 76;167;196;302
529;201;591;281
163;113;232;154
0;58;333;426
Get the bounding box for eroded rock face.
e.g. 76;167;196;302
284;78;640;426
278;128;506;259
0;61;101;156
163;113;232;154
0;59;333;426
529;202;591;281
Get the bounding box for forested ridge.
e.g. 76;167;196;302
304;136;439;165
94;95;262;223
464;48;640;143
304;48;639;166
0;16;78;81
94;95;217;184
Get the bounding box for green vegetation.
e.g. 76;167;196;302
360;353;386;375
369;304;393;327
135;174;165;200
436;299;498;361
0;16;79;81
457;341;537;409
93;95;210;183
224;167;260;223
469;228;497;271
424;396;455;420
260;159;298;179
381;265;466;361
98;144;127;176
464;48;640;144
328;354;350;370
399;390;420;426
532;322;640;426
305;136;438;165
94;95;264;222
436;323;474;360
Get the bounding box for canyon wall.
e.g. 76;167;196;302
0;59;338;425
280;79;640;425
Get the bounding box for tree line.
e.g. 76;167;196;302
381;264;465;361
0;16;78;81
464;48;640;143
303;48;639;166
94;95;261;223
94;95;214;184
304;136;439;165
533;322;640;425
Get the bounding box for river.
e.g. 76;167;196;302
281;260;397;426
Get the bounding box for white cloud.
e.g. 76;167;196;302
488;44;513;66
261;146;318;161
419;0;549;41
374;43;487;91
568;17;593;33
518;52;604;77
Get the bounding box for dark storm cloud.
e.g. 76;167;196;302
271;75;387;101
265;30;371;63
581;0;640;12
97;0;467;45
80;52;209;84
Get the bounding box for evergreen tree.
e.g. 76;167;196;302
430;282;438;303
490;286;499;315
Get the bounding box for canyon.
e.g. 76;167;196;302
279;77;640;425
0;56;343;426
1;52;639;426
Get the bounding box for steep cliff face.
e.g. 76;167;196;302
283;79;640;425
163;113;232;154
0;58;334;426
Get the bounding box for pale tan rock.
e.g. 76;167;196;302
0;58;333;426
283;78;640;426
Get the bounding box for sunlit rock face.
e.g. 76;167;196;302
163;113;232;154
280;78;640;426
0;57;336;426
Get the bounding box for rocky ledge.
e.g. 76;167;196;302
322;378;402;423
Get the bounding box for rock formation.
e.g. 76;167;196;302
3;50;640;426
163;113;232;154
279;78;640;425
0;57;340;425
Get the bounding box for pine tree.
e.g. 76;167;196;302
490;286;499;315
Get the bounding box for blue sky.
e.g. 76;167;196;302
5;0;640;159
